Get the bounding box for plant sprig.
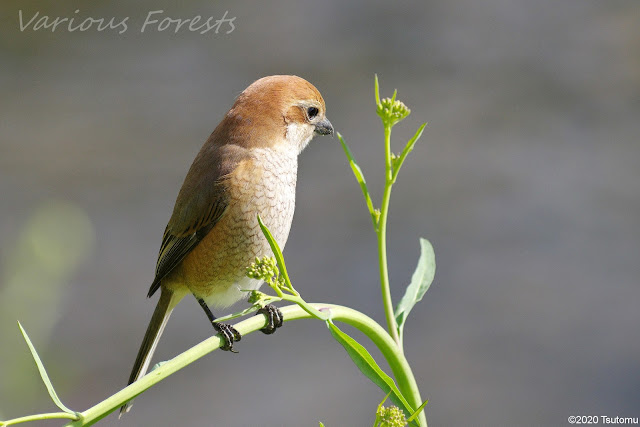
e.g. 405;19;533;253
338;75;434;350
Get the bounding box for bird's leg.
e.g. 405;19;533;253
196;297;241;353
256;304;284;335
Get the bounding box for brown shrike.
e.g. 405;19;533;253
121;75;332;414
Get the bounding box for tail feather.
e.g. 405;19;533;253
119;287;182;417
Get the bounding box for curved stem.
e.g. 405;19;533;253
63;303;424;427
293;304;425;427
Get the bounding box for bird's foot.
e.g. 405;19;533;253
256;304;283;335
212;322;242;353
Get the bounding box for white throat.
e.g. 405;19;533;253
285;122;315;154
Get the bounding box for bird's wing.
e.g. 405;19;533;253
147;143;247;298
147;207;226;298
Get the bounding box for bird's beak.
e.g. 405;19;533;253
314;118;334;136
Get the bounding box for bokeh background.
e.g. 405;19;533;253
1;1;639;425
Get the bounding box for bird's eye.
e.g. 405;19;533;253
307;107;319;119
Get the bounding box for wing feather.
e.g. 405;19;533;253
146;141;248;298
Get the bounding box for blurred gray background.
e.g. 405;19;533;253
1;0;639;426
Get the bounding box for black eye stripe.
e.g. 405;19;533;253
307;106;319;119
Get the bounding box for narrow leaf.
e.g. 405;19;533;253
374;74;381;106
407;398;429;423
327;321;417;423
394;239;436;342
257;214;292;290
378;391;392;411
350;161;375;216
18;322;76;415
373;392;392;427
393;123;427;182
256;216;329;321
402;123;427;158
336;131;356;163
337;133;376;222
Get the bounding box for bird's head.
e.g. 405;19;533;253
223;75;333;153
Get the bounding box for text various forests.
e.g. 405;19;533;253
18;9;236;35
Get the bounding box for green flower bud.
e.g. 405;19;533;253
377;97;410;126
246;256;280;282
376;405;407;427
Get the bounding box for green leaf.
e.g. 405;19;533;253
407;398;429;423
327;321;418;424
256;215;329;321
374;74;381;106
337;133;377;225
257;214;293;291
400;123;427;161
392;123;427;183
378;391;392;411
373;392;392;427
394;239;436;343
18;322;76;415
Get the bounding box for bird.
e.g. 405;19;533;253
120;75;333;415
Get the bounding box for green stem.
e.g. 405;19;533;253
384;124;393;182
379;124;401;347
1;412;79;426
60;303;424;427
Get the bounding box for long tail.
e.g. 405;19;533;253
119;287;183;416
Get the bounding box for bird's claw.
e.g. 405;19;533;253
257;304;283;335
212;322;242;352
